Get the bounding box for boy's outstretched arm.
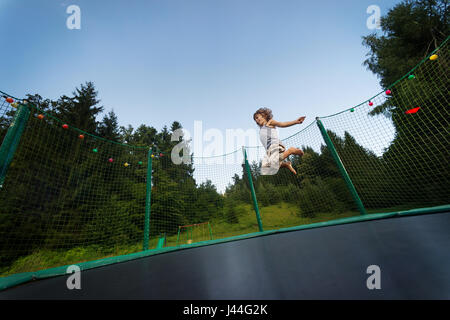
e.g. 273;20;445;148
268;116;306;128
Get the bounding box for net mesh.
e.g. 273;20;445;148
246;122;358;231
150;149;260;248
0;101;149;274
0;38;448;277
320;42;449;211
0;95;16;144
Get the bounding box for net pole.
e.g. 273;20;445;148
0;103;31;188
143;147;153;250
316;118;367;215
242;147;264;232
176;227;181;246
208;222;213;240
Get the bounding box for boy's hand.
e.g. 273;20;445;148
295;116;306;124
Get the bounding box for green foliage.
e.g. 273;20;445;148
225;173;252;204
278;184;301;203
97;110;121;142
192;180;224;223
362;0;449;207
222;201;241;224
362;0;449;89
255;183;282;207
297;178;348;218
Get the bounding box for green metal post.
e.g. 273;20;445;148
316;118;367;215
208;222;213;240
156;233;165;249
242;147;264;232
0;103;31;188
143;148;153;250
176;227;181;246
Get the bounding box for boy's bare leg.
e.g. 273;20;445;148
281;161;297;175
281;147;304;161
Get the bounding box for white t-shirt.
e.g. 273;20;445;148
259;124;281;150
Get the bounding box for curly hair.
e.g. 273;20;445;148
253;107;273;125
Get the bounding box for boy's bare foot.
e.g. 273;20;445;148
281;161;297;175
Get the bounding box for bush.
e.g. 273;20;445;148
325;178;356;210
297;178;347;218
223;202;241;224
264;183;281;205
279;184;301;203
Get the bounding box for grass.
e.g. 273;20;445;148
260;202;361;229
165;202;361;246
0;243;142;277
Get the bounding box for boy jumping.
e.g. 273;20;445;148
253;107;305;175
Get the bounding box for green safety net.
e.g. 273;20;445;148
0;95;15;143
319;40;449;211
0;38;448;280
246;121;360;229
0;98;149;275
152;149;262;248
248;38;449;223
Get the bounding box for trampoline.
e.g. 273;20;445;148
0;211;449;300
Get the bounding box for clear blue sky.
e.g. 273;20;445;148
0;0;403;145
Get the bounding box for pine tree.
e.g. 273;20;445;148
98;110;120;142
